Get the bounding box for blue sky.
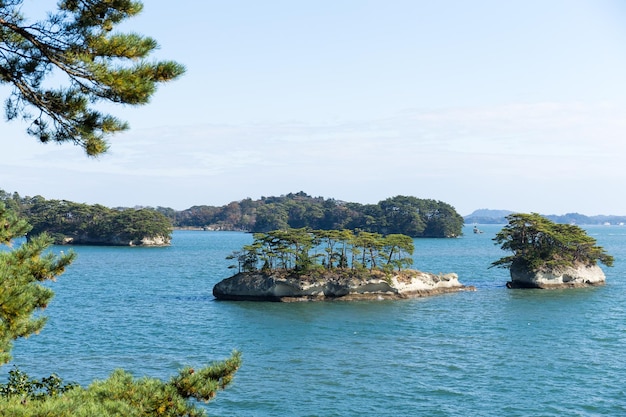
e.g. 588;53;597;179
2;0;626;215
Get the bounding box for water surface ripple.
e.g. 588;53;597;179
8;225;626;416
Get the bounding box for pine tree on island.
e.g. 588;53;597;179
491;213;614;289
217;227;470;301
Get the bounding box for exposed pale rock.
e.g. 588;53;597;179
213;270;472;302
137;235;170;246
508;263;606;289
61;234;170;246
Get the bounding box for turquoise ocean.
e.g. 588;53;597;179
7;224;626;416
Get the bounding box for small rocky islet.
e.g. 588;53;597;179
213;269;475;302
212;262;608;302
213;215;614;301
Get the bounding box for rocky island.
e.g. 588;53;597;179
213;269;471;302
492;213;614;289
215;227;470;301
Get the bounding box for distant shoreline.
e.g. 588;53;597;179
173;227;249;232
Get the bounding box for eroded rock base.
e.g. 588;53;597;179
508;263;606;289
213;270;473;302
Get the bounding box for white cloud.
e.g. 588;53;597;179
2;100;625;214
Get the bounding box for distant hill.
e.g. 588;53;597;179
465;209;626;225
464;209;514;224
0;189;465;238
544;213;626;226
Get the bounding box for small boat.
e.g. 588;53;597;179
473;226;484;234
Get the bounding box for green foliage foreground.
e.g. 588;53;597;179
0;0;185;155
0;203;240;416
491;213;614;272
0;355;241;417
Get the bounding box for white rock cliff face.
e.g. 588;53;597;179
138;235;169;246
509;263;606;289
62;234;170;246
213;270;471;301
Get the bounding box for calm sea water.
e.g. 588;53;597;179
7;225;626;416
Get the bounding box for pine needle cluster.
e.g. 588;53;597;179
0;1;185;155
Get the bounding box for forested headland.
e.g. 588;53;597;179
163;192;464;238
0;190;464;239
0;190;172;245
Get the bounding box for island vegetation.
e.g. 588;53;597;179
0;191;172;245
491;213;614;271
1;189;464;239
227;227;415;274
216;227;468;301
174;192;464;238
491;213;614;288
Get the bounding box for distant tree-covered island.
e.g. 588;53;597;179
1;190;464;240
169;192;464;238
0;191;172;246
214;227;471;301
